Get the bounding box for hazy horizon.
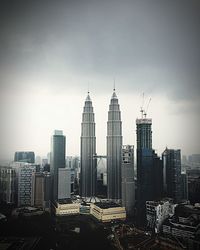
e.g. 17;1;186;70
0;0;199;163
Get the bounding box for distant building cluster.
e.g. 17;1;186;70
162;203;200;249
14;151;35;164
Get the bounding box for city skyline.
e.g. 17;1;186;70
0;0;199;163
0;89;199;163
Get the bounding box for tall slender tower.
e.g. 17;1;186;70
136;115;153;225
162;148;181;202
122;145;135;216
50;130;66;201
107;89;122;201
80;92;97;197
136;116;153;196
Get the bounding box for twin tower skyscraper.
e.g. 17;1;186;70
80;89;122;200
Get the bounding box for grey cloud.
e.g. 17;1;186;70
0;0;199;100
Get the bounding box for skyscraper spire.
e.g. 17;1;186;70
86;91;91;101
107;89;123;201
87;82;90;95
80;92;97;197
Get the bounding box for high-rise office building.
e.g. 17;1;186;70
162;148;181;203
136;117;152;150
122;145;135;216
0;166;16;204
33;172;44;207
58;168;71;199
181;172;188;201
187;169;200;204
107;89;122;201
43;172;51;209
80;92;97;197
50;130;66;201
136;116;153;225
136;117;153;197
153;152;163;200
18;164;36;206
188;154;200;165
14;151;35;163
32;171;51;209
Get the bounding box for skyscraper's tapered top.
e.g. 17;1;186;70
86;92;91;102
111;89;118;99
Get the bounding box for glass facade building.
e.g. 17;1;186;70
50;130;66;201
162;148;181;203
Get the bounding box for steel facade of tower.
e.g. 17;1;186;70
136;118;152;150
136;118;153;224
107;90;122;200
162;148;181;203
50;130;66;201
80;93;97;197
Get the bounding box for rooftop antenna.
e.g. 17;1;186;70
87;82;90;95
144;98;151;118
140;92;144;118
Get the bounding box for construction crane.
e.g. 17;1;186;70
144;98;151;118
140;92;145;118
140;93;151;118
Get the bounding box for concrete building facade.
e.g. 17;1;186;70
146;199;176;233
90;202;126;222
121;145;135;216
33;172;44;207
53;199;80;216
18;164;36;207
58;168;71;199
0;166;16;204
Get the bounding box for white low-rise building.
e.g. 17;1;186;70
90;202;126;222
146;198;177;233
53;199;80;216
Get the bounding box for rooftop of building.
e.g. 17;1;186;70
175;204;200;217
136;118;152;124
57;198;73;204
94;201;121;209
146;198;174;206
164;215;200;229
15;151;35;154
54;130;63;135
83;196;101;203
15;207;43;213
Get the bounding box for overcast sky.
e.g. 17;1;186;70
0;0;199;163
